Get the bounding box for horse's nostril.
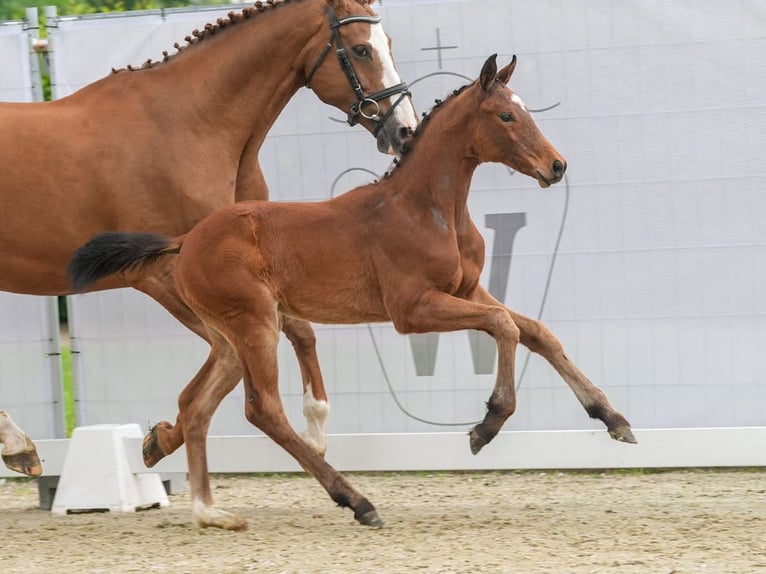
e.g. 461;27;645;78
398;126;412;140
552;159;565;177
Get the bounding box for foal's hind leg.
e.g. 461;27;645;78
174;332;248;531
128;262;242;467
229;304;381;527
281;316;330;456
129;262;331;463
473;286;635;444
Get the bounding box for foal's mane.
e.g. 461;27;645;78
382;82;474;179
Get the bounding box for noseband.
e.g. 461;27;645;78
305;7;411;136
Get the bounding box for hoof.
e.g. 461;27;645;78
357;509;384;528
609;425;637;444
142;422;172;468
2;450;42;477
193;501;249;531
469;428;488;455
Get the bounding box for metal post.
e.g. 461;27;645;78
66;295;88;427
24;7;44;102
43;5;58;100
41;297;66;438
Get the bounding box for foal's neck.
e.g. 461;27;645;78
391;91;480;225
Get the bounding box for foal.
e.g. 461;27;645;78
70;55;634;530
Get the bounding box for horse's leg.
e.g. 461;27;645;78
473;286;635;444
281;316;330;456
130;262;331;462
391;290;521;455
173;332;248;531
127;262;242;467
227;300;381;527
0;410;42;476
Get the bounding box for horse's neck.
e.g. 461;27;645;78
103;2;320;136
395;107;479;226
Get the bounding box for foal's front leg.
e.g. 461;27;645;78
391;290;522;454
472;286;635;444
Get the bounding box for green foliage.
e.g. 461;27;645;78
0;0;224;21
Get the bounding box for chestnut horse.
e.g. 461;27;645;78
0;0;417;475
70;55;636;530
0;411;42;476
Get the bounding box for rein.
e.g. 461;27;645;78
305;7;410;136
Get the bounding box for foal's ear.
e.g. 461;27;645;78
496;55;517;85
480;54;499;92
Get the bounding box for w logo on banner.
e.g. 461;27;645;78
409;212;527;376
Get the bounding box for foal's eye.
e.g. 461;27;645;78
499;112;514;123
352;45;371;58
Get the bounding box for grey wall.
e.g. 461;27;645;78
2;1;765;440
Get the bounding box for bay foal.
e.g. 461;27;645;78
70;55;635;530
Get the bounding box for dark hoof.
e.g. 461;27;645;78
469;428;488;455
357;509;384;528
2;450;42;477
142;422;172;467
609;425;637;444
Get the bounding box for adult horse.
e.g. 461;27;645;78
0;0;417;475
0;411;42;476
70;54;636;530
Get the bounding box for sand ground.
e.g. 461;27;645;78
1;469;765;574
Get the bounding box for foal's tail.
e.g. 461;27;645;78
68;231;183;292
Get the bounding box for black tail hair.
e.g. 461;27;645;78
68;231;178;292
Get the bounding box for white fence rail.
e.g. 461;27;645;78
0;1;764;471
3;427;765;480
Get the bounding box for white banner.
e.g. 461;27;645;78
45;0;766;441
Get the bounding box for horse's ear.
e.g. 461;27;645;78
496;55;517;85
326;0;374;9
480;54;498;92
324;0;349;10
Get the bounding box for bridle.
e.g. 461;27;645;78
305;7;411;136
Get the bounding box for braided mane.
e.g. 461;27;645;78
112;0;378;74
382;82;474;179
111;0;290;74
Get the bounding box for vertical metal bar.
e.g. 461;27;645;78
41;297;67;438
66;295;88;426
24;7;44;102
43;5;59;100
26;6;67;438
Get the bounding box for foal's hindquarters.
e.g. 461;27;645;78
172;217;381;530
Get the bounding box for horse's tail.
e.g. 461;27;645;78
68;231;183;292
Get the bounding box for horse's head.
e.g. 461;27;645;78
472;54;566;188
305;0;418;155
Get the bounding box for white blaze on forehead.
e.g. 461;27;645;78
368;23;418;127
511;93;527;111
